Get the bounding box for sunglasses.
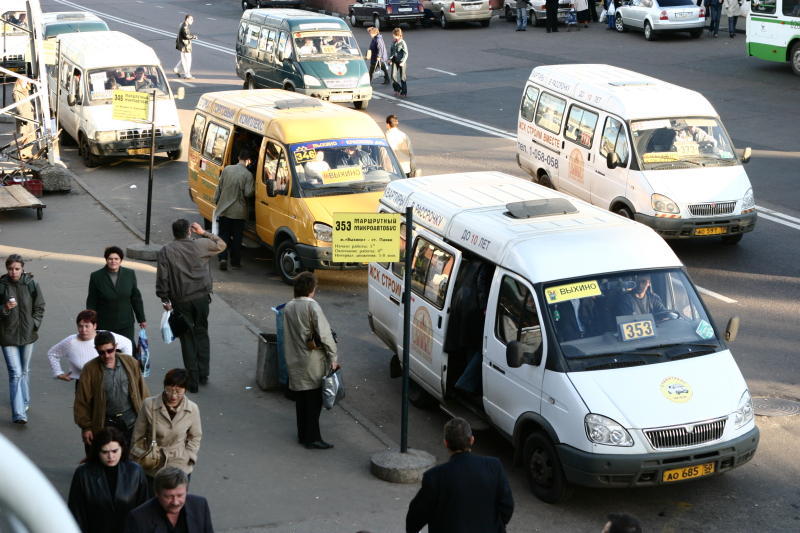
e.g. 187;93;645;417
96;347;116;355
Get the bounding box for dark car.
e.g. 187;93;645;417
241;0;304;10
348;0;425;30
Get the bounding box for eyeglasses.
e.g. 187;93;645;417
96;347;116;355
164;387;186;398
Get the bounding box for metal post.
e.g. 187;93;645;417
144;90;156;245
400;206;413;453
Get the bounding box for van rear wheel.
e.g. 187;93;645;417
523;432;572;503
791;42;800;76
408;380;437;409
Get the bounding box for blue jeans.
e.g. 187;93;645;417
517;8;528;29
2;344;33;421
728;15;738;35
708;3;722;34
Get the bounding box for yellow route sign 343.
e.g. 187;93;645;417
112;90;150;121
333;213;401;263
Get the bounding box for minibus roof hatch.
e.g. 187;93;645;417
273;98;322;110
505;198;577;219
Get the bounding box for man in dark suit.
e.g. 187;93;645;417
86;246;146;343
125;466;214;533
406;418;514;533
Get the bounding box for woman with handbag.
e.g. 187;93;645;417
283;272;338;450
68;426;149;533
131;368;202;488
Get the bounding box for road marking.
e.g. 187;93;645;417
426;67;456;76
757;205;800;230
757;211;800;231
208;17;217;21
171;78;196;88
696;286;738;304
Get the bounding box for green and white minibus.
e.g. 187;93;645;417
746;0;800;75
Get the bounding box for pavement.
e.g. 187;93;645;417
0;181;421;533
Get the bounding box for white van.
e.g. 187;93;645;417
516;64;756;244
51;31;183;167
368;171;759;502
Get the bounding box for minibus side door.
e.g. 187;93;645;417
257;140;294;247
367;221;406;354
591;115;631;212
60;64;81;138
483;271;546;437
403;234;462;399
558;103;599;203
198;121;231;221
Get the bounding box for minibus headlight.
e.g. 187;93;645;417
313;222;332;243
585;414;634;447
303;74;322;87
733;390;754;429
741;188;755;213
359;72;370;86
651;193;680;214
94;130;117;143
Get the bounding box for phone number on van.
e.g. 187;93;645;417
519;143;559;169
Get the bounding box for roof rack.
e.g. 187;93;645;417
505;198;577;219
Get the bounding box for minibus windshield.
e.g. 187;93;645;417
87;66;169;101
542;269;722;372
2;11;29;35
43;21;108;39
293;32;360;59
290;138;405;196
631;117;738;170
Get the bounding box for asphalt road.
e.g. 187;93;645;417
33;0;800;530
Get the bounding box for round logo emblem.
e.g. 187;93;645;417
326;61;347;76
411;307;433;364
660;377;693;403
568;148;584;183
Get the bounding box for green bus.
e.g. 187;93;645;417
746;0;800;75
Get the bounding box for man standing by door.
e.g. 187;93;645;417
213;148;254;271
156;219;226;393
174;15;197;79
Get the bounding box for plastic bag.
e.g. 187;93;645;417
160;310;174;344
211;208;218;235
322;368;345;410
135;329;151;377
600;8;608;22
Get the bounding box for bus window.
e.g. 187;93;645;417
190;114;207;152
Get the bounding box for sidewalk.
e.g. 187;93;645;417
0;185;417;532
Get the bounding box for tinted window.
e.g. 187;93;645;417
190;114;207;151
534;92;566;134
202;123;230;165
410;238;454;309
520;86;539;122
751;0;776;13
564;105;599;148
495;276;540;347
783;0;800;15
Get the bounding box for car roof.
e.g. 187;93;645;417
195;89;383;144
242;9;349;30
57;31;161;69
381;172;682;282
530;64;717;121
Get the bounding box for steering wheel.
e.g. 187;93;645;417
698;140;715;154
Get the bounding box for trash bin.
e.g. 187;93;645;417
256;333;280;391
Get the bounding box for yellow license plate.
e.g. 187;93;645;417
620;319;655;341
695;226;727;236
662;462;715;483
127;148;151;155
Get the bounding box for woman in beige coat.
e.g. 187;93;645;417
132;368;202;483
283;272;338;450
723;0;743;37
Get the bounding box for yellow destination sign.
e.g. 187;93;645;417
321;167;364;184
545;280;601;304
333;213;401;263
112;90;150;121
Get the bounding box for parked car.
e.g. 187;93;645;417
615;0;705;41
503;0;573;26
423;0;493;28
241;0;304;10
349;0;425;30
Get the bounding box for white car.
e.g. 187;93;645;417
615;0;706;41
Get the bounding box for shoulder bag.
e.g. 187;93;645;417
135;399;166;476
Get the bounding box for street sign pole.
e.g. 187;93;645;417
144;90;156;245
400;206;412;453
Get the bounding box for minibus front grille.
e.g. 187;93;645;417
644;416;727;449
119;128;163;141
2;54;24;61
688;201;736;217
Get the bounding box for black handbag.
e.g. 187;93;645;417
168;310;190;338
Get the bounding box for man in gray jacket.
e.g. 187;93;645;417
156;219;226;392
213;148;254;271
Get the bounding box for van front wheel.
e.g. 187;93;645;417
168;148;183;161
614;206;634;219
523;432;572;503
275;240;309;285
354;100;368;110
79;136;99;168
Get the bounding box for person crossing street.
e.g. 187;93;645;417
174;14;198;79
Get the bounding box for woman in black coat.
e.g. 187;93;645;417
68;426;149;533
86;246;146;344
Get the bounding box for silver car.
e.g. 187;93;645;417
615;0;705;41
423;0;493;29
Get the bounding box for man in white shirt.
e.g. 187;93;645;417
385;114;416;178
48;309;132;382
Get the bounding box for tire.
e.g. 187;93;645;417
283;83;295;92
244;75;255;90
408;380;437;409
538;172;555;189
79;135;99;168
354;100;368;110
615;205;634;219
440;13;449;29
644;21;656;41
274;239;308;285
615;16;625;33
373;15;381;30
505;6;515;22
349;11;361;27
168;147;183;161
523;432;572;504
532;11;542;27
36;207;43;220
721;233;743;245
791;42;800;77
480;19;490;27
690;28;702;38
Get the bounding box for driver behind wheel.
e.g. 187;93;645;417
619;274;667;317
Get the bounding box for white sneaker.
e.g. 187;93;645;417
173;67;179;75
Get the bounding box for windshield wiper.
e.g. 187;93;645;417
564;350;663;360
646;160;703;169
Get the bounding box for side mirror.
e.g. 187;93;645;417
606;151;621;169
505;336;543;369
175;86;185;100
741;146;751;164
67;94;76;106
266;180;276;197
725;316;740;343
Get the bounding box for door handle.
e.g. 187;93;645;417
588;153;592;161
489;362;505;375
389;296;400;306
595;170;605;176
437;315;442;329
